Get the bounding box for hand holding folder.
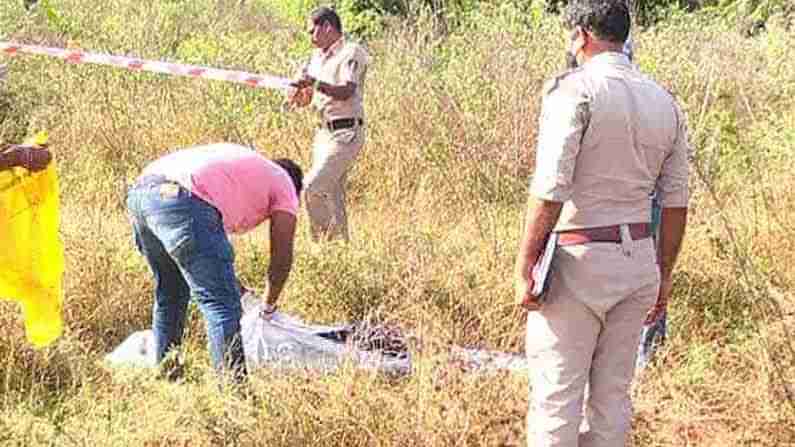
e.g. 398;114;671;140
529;233;558;302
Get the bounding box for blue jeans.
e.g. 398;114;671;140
126;176;246;379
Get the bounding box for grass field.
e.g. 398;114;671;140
1;1;794;445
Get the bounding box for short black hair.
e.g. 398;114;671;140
274;158;304;197
564;0;631;44
310;6;342;33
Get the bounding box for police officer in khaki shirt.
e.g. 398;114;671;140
288;7;369;242
513;1;690;445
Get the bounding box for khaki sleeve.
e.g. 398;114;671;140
295;49;321;78
656;102;691;208
294;58;311;79
340;47;368;85
529;82;590;203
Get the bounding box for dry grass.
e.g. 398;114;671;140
0;1;794;445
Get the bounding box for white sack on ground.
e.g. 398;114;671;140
105;293;527;375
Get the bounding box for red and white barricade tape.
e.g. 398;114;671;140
0;41;292;91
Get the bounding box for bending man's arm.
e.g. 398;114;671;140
263;211;297;307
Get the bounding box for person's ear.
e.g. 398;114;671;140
572;26;587;53
581;27;593;48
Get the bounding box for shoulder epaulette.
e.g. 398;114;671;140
543;67;583;96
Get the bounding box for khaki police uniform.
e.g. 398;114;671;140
526;52;690;447
303;37;369;241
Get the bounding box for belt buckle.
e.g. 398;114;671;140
326;118;359;132
330;119;348;131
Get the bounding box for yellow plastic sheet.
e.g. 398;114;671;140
0;140;64;348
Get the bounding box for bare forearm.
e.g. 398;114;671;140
0;148;20;170
515;197;563;277
265;257;292;305
265;212;297;306
317;81;356;101
0;145;52;172
658;207;688;277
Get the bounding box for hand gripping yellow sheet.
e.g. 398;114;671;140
0;132;64;348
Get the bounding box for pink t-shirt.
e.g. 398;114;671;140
142;143;299;234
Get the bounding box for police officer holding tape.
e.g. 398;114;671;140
287;6;369;243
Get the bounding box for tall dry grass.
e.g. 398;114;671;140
0;0;794;445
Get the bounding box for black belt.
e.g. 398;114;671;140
324;118;363;131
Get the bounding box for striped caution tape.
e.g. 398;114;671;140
0;41;293;91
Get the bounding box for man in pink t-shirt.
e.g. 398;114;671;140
126;143;303;381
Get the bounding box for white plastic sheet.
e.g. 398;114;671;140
105;294;412;374
240;298;412;374
106;293;526;375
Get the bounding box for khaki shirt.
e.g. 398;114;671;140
530;52;691;231
304;38;369;121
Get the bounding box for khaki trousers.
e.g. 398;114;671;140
304;125;365;242
526;227;659;447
